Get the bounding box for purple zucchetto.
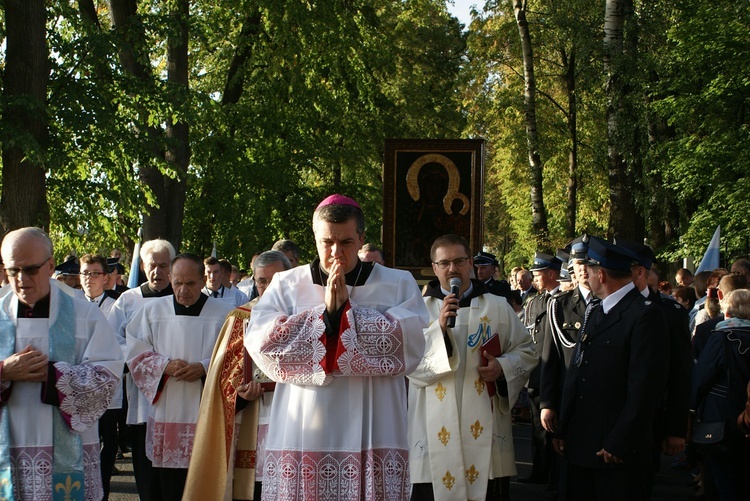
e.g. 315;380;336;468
315;194;361;210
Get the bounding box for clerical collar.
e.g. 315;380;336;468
173;293;208;316
141;282;174;298
310;258;373;287
424;278;488;307
440;282;474;300
18;293;51;318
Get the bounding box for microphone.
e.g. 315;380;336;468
447;277;462;328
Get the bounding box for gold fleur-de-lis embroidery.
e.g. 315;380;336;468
435;382;447;401
465;464;480;484
438;426;451;446
1;477;10;501
470;419;484;439
443;471;456;490
55;475;82;501
474;377;485;395
480;316;490;324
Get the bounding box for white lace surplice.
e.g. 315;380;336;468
246;264;429;501
126;296;233;468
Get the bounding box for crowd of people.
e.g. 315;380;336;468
1;198;749;501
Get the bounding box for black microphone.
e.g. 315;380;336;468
447;277;462;328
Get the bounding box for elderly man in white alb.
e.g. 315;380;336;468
0;227;122;501
246;194;428;500
127;253;234;501
108;238;175;501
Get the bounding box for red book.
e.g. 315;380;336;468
480;334;503;397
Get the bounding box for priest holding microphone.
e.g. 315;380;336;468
408;234;537;501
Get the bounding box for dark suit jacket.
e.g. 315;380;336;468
649;289;692;440
525;291;551;391
693;314;724;360
521;286;538;307
540;286;588;411
557;287;668;468
484;277;512;301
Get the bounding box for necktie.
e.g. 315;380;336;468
212;290;219;298
574;298;602;367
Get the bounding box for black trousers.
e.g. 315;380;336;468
153;467;188;501
528;389;552;482
98;409;119;500
567;462;650;501
131;423;160;501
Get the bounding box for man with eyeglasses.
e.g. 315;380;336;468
408;234;537;501
108;238;175;501
79;253;123;499
0;227;123;501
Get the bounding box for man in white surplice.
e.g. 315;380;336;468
408;234;537;501
108;238;175;501
246;194;429;501
127;253;234;501
0;227;122;501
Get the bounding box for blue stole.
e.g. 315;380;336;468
0;290;85;501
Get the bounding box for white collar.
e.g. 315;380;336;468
601;282;635;314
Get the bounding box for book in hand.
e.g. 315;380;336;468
244;349;276;391
480;333;503;397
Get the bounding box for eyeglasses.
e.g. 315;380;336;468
255;278;271;287
6;257;52;278
80;271;105;278
433;257;470;269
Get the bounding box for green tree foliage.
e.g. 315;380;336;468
650;0;750;261
463;0;610;268
2;0;746;272
1;0;465;266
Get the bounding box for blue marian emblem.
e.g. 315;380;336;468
468;316;493;352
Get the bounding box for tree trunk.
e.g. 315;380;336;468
513;0;549;249
222;10;262;106
109;0;183;247
163;0;190;247
0;0;50;234
562;47;578;239
604;0;641;240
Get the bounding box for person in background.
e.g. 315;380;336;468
691;289;750;501
358;243;385;265
184;250;292;501
108;238;175;501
